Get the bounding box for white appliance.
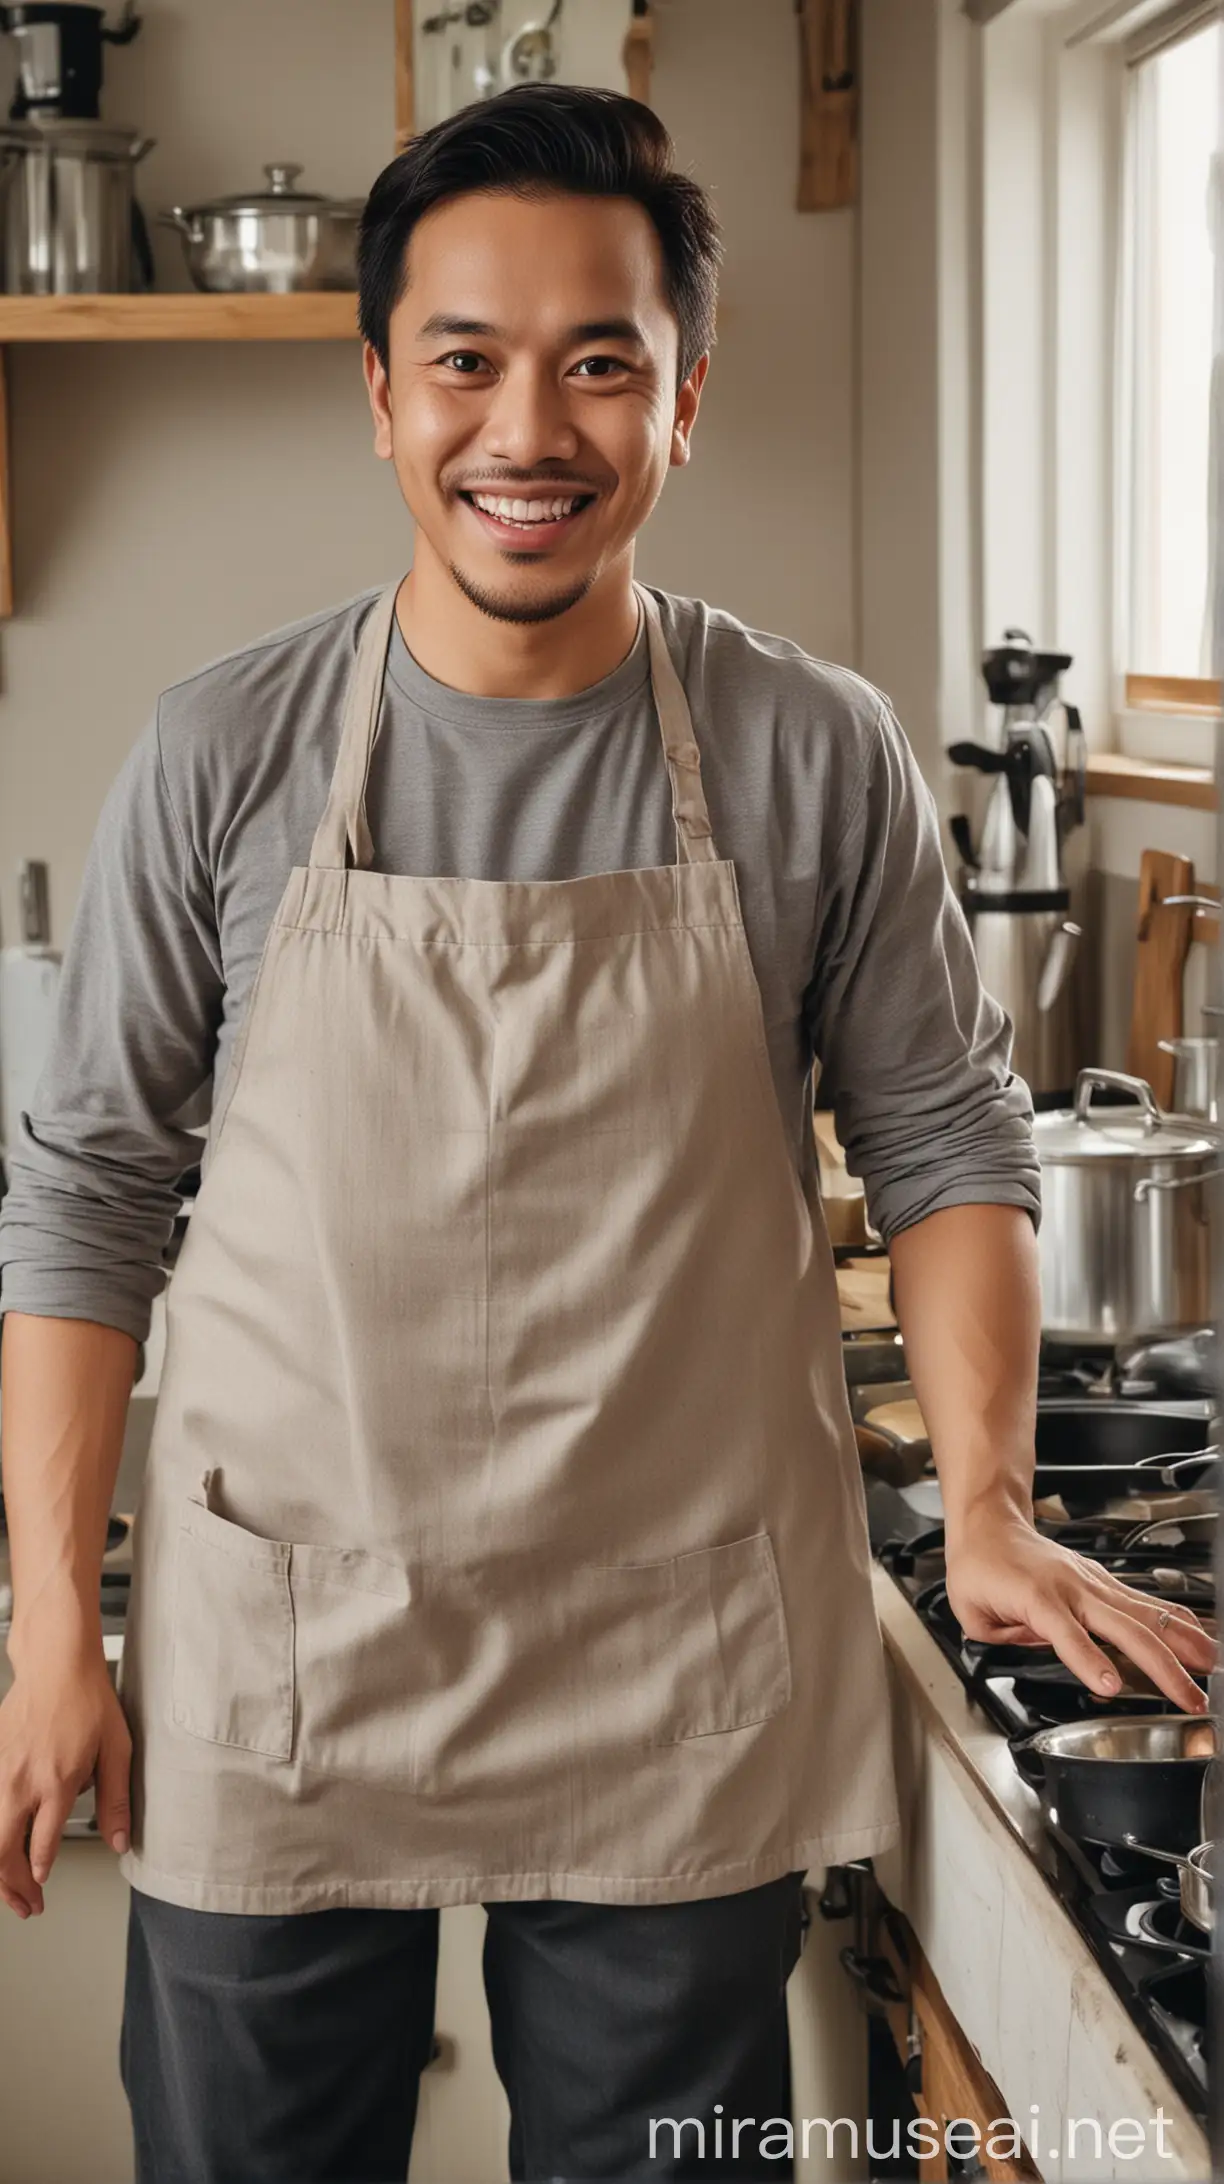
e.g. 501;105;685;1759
0;860;62;1161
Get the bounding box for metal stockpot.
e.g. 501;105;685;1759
159;163;361;293
0;117;153;292
1032;1069;1222;1346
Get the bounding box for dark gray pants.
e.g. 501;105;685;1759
120;1872;807;2184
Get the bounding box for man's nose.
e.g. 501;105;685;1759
480;365;580;468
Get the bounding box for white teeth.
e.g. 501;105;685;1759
470;491;585;526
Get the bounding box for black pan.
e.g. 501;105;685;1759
1011;1715;1217;1853
1031;1402;1217;1511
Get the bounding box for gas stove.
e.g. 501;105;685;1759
871;1493;1215;2124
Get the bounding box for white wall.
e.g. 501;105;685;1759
857;0;982;787
0;0;856;947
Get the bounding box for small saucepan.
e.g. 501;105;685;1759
1011;1714;1218;1853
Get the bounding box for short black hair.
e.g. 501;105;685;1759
357;83;721;387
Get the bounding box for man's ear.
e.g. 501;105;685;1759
363;341;395;461
670;352;710;469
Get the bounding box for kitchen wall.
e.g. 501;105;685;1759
0;0;856;948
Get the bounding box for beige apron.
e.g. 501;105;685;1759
117;579;901;1915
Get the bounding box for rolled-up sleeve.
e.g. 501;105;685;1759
0;703;223;1345
804;698;1041;1244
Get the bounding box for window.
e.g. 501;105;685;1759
1119;15;1221;701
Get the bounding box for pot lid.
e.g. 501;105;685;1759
1033;1069;1218;1162
179;162;340;215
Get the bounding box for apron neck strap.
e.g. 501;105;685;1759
309;578;719;872
309;583;400;871
633;583;719;866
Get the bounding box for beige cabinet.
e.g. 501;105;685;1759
0;1845;134;2184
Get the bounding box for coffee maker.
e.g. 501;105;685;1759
0;3;139;121
948;629;1087;1108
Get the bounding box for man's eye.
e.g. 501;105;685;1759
440;352;487;374
572;356;628;378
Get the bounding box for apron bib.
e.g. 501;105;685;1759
118;580;901;1914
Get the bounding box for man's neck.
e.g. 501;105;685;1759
394;549;641;701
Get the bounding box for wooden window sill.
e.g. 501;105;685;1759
1085;752;1217;811
1125;673;1222;717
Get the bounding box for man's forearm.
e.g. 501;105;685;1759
887;1203;1040;1541
1;1314;138;1669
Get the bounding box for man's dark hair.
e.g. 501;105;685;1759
358;83;721;387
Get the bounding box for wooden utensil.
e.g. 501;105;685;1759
796;0;857;211
1127;849;1196;1108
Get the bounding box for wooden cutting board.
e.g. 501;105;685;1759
1126;848;1195;1108
863;1396;927;1443
836;1257;894;1331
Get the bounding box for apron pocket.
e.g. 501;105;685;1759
170;1499;415;1770
289;1543;415;1781
171;1499;295;1761
577;1528;792;1746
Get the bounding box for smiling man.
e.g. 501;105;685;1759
0;84;1214;2184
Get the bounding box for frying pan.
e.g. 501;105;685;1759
1030;1402;1217;1508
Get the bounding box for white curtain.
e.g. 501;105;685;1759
1211;37;1224;679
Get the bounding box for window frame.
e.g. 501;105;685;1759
1113;12;1221;747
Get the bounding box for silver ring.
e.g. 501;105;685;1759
1157;1609;1171;1628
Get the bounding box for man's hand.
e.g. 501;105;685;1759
888;1203;1219;1711
0;1311;139;1917
945;1505;1216;1712
0;1636;131;1917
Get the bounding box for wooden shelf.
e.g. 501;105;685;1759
0;292;360;342
1085;750;1218;813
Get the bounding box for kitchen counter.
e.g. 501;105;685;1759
870;1564;1212;2182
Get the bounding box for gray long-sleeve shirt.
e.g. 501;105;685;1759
0;582;1040;1346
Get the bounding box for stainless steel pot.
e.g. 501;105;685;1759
1032;1069;1222;1346
0;117;153;293
1124;1835;1214;1933
159;163;361;293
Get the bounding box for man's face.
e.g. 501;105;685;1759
364;189;707;624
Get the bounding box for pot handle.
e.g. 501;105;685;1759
157;209;196;236
1134;1164;1224;1202
1008;1732;1046;1789
1074;1067;1162;1123
1122;1832;1191;1870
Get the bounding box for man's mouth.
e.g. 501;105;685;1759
456;488;598;547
